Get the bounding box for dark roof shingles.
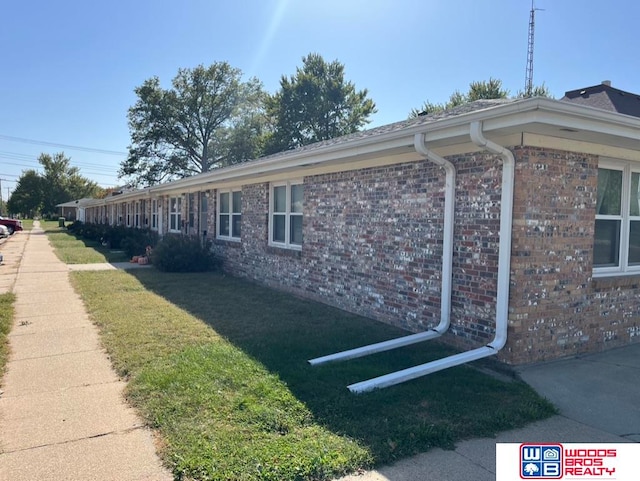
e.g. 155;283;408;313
561;84;640;118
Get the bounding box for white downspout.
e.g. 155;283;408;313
307;134;456;365
414;133;456;333
469;121;514;350
348;121;515;393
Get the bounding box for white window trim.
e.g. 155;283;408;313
217;189;242;241
169;196;182;233
594;158;640;277
269;180;303;251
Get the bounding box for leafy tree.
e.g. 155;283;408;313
410;78;509;117
120;62;265;186
7;153;101;217
6;170;43;217
516;83;554;99
410;78;552;117
265;53;377;154
467;78;509;101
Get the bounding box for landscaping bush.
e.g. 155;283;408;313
120;228;159;257
67;222;159;257
151;234;220;272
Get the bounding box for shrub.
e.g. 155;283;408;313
151;234;220;272
120;228;159;257
67;222;159;256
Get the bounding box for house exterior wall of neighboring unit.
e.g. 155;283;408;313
507;146;640;364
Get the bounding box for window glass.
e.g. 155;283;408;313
274;186;286;213
290;215;303;245
629;221;640;265
232;191;242;213
220;192;229;213
273;214;286;243
232;215;241;237
596;168;622;216
593;219;621;267
291;184;303;213
219;215;230;236
630;172;640;217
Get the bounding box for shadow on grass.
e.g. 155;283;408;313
128;269;555;464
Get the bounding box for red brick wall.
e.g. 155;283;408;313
211;146;640;364
213;156;505;349
507;147;640;364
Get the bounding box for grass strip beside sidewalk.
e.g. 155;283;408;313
0;293;16;377
72;269;556;481
45;225;129;264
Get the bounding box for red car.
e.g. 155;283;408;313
0;216;23;235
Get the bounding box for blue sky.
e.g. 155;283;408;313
1;0;638;197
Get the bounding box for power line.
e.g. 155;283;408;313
0;134;127;156
0;150;122;173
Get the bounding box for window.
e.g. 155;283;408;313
126;203;131;227
134;201;140;228
218;189;241;240
270;181;303;249
200;193;208;236
169;196;182;232
594;160;640;276
188;193;196;230
151;199;158;230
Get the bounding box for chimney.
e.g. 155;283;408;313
602;80;611;87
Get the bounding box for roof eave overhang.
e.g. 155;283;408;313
107;98;640;198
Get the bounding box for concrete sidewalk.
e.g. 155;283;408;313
0;225;171;481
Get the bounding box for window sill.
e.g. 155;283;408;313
214;238;242;247
266;244;302;257
591;273;640;290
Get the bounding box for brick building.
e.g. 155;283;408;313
81;85;640;371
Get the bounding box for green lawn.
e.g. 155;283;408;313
45;227;129;264
71;269;556;481
0;293;16;376
19;219;34;230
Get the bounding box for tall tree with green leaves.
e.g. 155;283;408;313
410;78;552;117
7;153;101;217
6;170;43;217
120;62;265;187
40;152;101;215
265;53;377;154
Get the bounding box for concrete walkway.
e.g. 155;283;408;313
0;225;171;481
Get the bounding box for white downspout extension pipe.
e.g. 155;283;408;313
348;121;515;393
307;134;456;366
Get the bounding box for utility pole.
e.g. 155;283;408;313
524;1;544;97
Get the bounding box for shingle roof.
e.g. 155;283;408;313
561;82;640;118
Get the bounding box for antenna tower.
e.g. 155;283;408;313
524;1;543;97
